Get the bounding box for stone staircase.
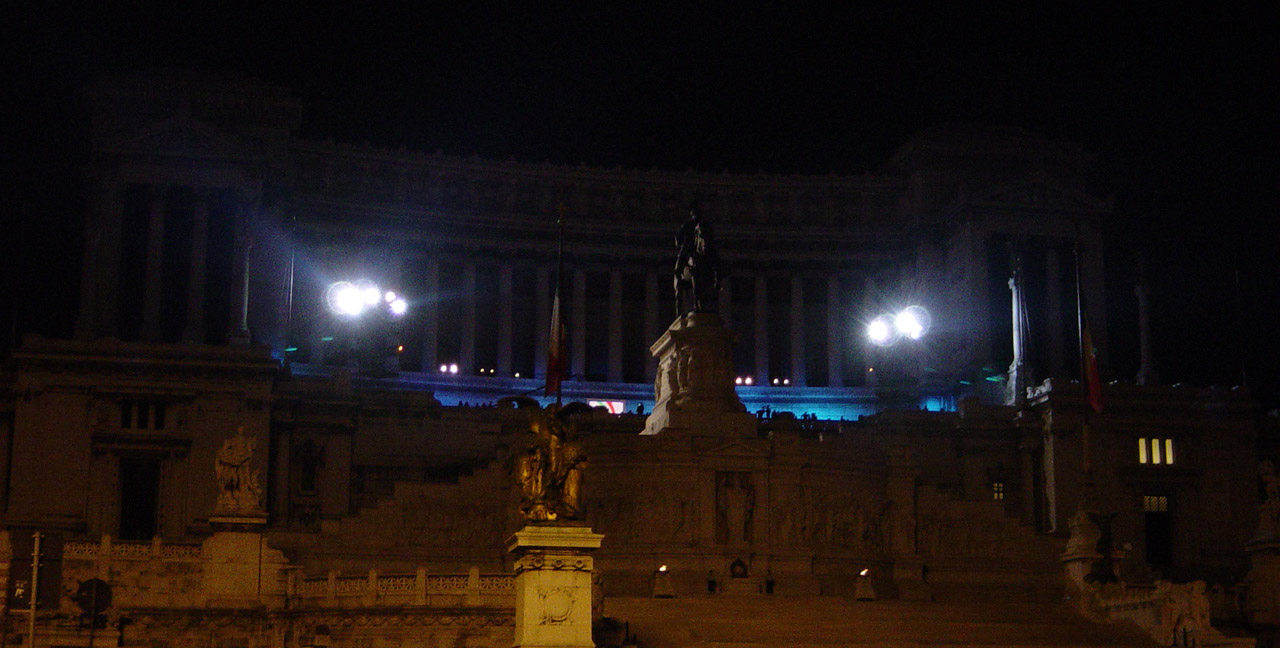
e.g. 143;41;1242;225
604;595;1162;648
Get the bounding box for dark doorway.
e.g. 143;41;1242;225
119;459;160;540
1143;494;1173;567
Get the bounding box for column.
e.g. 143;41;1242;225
227;196;254;345
1044;243;1065;378
421;258;439;372
141;186;167;340
571;268;587;382
644;271;659;382
790;275;806;386
718;274;732;326
272;427;292;524
607;270;623;382
827;275;844;387
182;191;210;342
862;276;877;387
534;266;550;379
1080;230;1109;370
77;179;123;338
754;274;769;383
498;264;514;377
966;226;992;369
1135;263;1158;386
460;262;476;373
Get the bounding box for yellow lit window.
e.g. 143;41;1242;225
1139;438;1176;465
1151;438;1161;464
992;482;1005;501
1165;439;1174;464
1139;438;1148;464
1143;495;1168;512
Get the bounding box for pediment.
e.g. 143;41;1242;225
970;176;1110;213
104;117;262;160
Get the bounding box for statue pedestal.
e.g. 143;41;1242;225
1245;504;1280;628
507;524;604;648
643;313;756;438
203;513;287;608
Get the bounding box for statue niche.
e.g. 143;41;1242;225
502;398;590;522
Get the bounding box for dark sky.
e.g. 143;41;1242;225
4;4;1277;403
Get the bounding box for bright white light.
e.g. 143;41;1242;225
514;372;521;378
326;281;365;316
361;286;381;306
772;378;780;385
783;378;790;385
658;565;668;572
860;568;869;577
439;364;448;373
867;314;899;346
449;363;459;374
894;305;930;340
745;377;753;385
735;377;743;385
390;298;408;315
384;291;397;303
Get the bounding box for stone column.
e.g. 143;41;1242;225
718;274;732;327
460;262;476;374
228;197;254;346
141;186;168;341
498;264;514;377
644;270;659;382
790;275;806;386
571;268;587;382
77;179;124;338
507;525;604;648
754;274;769;383
862;276;877;387
535;266;550;379
182;191;210;343
827;275;844;387
1135;264;1158;386
1044;243;1066;377
1080;230;1109;369
1006;266;1030;408
421;258;439;372
608;270;623;382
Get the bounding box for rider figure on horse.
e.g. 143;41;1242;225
674;203;721;316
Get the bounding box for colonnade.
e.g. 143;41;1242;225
76;180;255;345
412;258;854;387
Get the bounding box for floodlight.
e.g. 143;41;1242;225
390;298;408;315
867;314;898;346
360;283;381;306
449;363;459;374
439;364;448;373
744;377;754;385
326;281;365;316
894;305;930;340
384;291;397;303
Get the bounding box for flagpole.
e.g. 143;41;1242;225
554;204;566;407
1074;235;1095;507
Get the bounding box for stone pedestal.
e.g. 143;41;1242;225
1245;503;1280;628
203;514;288;608
508;524;604;648
643;313;756;438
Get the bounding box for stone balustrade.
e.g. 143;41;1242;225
288;566;513;609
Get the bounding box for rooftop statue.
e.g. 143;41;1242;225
501;398;591;522
673;203;721;316
215;427;264;515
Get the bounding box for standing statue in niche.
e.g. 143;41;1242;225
673;203;721;316
501;397;590;522
215;427;264;515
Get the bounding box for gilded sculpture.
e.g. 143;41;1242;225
502;398;590;522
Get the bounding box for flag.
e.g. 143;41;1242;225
1082;313;1103;413
545;285;566;398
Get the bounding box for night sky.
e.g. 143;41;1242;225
5;4;1277;405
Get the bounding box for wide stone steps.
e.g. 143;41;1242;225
604;596;1160;648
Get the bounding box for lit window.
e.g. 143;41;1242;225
1139;438;1176;465
992;482;1005;501
1143;495;1168;512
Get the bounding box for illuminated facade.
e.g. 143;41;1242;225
1;72;1270;647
